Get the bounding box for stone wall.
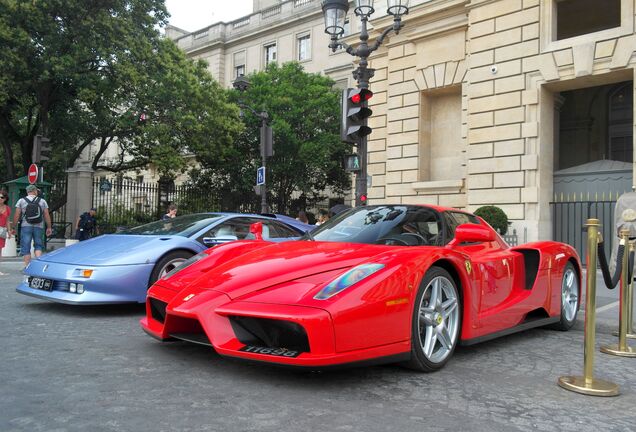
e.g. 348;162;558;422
364;0;636;241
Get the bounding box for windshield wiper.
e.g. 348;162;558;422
303;230;314;241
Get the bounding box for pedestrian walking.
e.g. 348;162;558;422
0;190;12;275
75;207;98;241
13;184;52;268
161;204;178;221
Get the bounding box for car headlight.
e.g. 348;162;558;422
162;251;208;280
314;263;385;300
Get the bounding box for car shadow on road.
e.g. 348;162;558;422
21;301;146;317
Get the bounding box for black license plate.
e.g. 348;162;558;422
29;277;53;291
239;345;301;358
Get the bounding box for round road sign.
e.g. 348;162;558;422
28;164;39;184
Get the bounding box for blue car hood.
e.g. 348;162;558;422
39;235;195;266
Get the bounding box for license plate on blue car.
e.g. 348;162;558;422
29;277;53;291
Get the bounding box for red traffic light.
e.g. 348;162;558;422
350;89;373;104
360;194;367;202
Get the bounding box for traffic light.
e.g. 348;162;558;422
341;88;373;144
32;135;51;164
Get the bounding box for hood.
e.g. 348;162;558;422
184;241;392;300
39;235;195;265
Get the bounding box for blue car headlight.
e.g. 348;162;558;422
162;251;208;280
314;263;385;300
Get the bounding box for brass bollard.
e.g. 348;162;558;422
558;219;619;396
613;240;636;339
601;229;636;357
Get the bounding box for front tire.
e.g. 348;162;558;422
551;262;579;331
149;250;193;287
403;266;462;372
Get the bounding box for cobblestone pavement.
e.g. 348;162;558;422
1;260;635;432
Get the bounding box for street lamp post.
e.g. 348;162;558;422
233;75;272;214
322;0;409;206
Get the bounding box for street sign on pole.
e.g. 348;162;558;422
257;166;266;186
28;164;39;184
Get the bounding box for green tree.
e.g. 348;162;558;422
193;62;351;213
0;0;241;183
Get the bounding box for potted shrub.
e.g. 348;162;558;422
474;205;508;235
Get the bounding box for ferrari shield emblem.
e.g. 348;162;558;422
465;260;472;274
183;294;195;302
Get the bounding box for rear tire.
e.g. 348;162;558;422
551;262;579;331
149;250;193;287
403;266;462;372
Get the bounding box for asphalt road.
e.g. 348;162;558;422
1;259;635;432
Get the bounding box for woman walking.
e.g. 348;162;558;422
0;191;12;275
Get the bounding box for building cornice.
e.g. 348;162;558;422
173;0;325;55
366;0;468;47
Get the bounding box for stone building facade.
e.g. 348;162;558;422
169;0;636;242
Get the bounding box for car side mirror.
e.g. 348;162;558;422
249;222;263;241
202;235;238;246
447;223;495;247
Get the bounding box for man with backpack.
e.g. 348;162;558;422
12;185;52;267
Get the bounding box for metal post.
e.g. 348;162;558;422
558;219;619;396
355;135;368;206
260;117;268;214
600;229;636;357
613;240;636;339
627;245;636;337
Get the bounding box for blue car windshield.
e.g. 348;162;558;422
120;214;223;237
303;205;443;245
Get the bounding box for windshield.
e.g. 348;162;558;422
120;213;224;237
303;205;443;246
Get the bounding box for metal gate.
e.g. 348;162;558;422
551;193;618;267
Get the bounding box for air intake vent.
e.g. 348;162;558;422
229;316;310;353
149;298;168;323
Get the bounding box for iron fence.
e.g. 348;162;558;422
49;179;69;239
551;199;617;267
93;179;218;233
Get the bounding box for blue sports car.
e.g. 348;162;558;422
17;213;313;305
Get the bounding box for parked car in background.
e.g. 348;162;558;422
16;213;312;305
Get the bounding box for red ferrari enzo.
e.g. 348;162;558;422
140;205;581;371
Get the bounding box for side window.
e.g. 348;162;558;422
451;212;479;226
266;221;301;238
443;212;459;242
206;218;253;240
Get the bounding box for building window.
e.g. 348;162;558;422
556;0;621;40
297;34;311;61
233;50;246;78
264;43;277;66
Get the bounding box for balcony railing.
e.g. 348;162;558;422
172;0;322;52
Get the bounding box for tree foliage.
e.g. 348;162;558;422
192;62;351;213
0;0;241;183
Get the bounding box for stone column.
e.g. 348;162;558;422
66;164;94;238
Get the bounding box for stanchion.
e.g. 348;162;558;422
612;240;636;339
558;219;619;396
601;229;636;357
